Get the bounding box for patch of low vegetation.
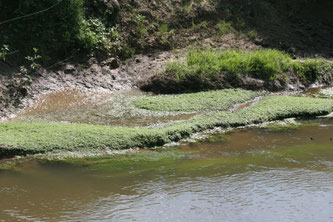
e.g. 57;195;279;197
165;49;330;81
134;89;261;112
1;95;333;155
215;20;235;35
142;48;332;93
40;149;192;171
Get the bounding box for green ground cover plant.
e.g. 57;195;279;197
1;95;333;155
164;49;331;81
134;89;261;112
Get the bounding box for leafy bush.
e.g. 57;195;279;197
78;18;120;54
0;0;84;61
292;60;323;82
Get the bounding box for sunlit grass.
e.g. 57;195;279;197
164;49;331;81
134;88;261;112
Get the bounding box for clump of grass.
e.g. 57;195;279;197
247;30;258;39
159;23;169;35
1;96;333;155
215;20;234;35
134;89;261;112
164;49;331;82
292;59;327;82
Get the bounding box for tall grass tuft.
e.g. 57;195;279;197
165;49;329;81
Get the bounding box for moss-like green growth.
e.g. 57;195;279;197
198;134;231;143
1;96;333;155
39;150;192;172
265;122;320;131
164;49;332;81
134;89;261;112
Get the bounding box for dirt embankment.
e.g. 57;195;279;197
139;62;333;94
0;51;180;119
1;0;332;118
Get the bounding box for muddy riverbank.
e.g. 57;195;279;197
1;87;333;157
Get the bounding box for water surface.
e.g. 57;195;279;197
1;119;333;221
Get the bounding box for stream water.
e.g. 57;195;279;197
10;89;199;127
1;118;333;221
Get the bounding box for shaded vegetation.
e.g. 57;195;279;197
0;0;84;62
40;150;192;173
1;0;331;66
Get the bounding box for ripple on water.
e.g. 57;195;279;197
1;118;333;221
64;169;333;222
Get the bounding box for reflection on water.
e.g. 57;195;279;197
1;119;333;221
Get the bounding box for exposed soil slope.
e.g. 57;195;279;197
1;0;332;118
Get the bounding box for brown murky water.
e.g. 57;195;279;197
10;89;199;127
1;118;333;221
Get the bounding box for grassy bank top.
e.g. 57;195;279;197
134;89;261;112
164;49;331;81
1;95;333;155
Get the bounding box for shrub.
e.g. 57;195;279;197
0;0;83;62
78;18;120;54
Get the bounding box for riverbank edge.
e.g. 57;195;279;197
1;95;333;158
139;50;333;94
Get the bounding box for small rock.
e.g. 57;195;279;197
84;82;93;88
88;57;98;65
64;64;76;74
243;77;265;89
102;58;120;69
287;84;295;91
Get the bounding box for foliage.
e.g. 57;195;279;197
134;89;261;112
25;48;42;70
215;20;234;35
159;23;169;35
78;18;120;54
0;0;84;61
0;45;9;61
164;49;330;81
291;59;325;82
135;14;148;36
